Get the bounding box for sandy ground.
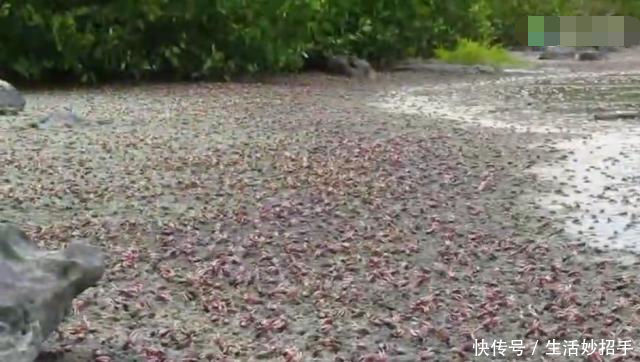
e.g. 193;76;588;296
1;48;640;362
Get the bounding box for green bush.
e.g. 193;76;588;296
0;0;319;82
0;0;632;83
435;39;526;67
307;0;497;66
0;0;500;82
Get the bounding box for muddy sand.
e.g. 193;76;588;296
1;48;640;361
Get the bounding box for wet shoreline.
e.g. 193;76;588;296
375;64;640;258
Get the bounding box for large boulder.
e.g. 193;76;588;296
0;79;26;114
0;222;104;362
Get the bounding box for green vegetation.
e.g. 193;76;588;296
435;39;526;67
0;0;637;83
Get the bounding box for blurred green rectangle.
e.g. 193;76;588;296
576;31;592;47
545;32;560;46
528;32;544;46
576;16;592;32
524;16;640;47
545;16;560;32
592;16;608;33
528;16;545;33
608;16;624;33
543;16;560;45
560;16;576;32
624;16;640;46
609;33;624;46
560;32;577;46
591;32;607;46
607;17;630;46
558;17;576;46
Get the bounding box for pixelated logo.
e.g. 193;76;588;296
515;16;640;47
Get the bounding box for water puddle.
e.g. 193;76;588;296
530;131;640;251
375;71;640;253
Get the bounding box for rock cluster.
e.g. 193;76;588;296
0;222;104;362
538;46;609;61
325;55;377;79
392;61;498;74
35;107;86;129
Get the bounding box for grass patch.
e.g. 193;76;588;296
435;39;527;67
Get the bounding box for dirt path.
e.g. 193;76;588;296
1;49;640;362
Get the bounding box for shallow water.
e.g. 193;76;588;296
376;71;640;253
530;131;640;251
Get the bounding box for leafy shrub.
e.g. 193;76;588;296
435;39;525;66
308;0;497;66
1;0;630;83
0;0;318;82
1;0;503;82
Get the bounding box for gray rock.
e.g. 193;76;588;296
35;107;86;129
326;55;351;75
596;46;621;53
326;55;376;79
502;68;546;75
0;79;26;114
392;61;498;75
575;50;606;61
0;222;104;362
471;64;499;74
349;57;377;79
594;111;640;120
538;46;576;60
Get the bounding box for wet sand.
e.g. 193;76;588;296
376;49;640;258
